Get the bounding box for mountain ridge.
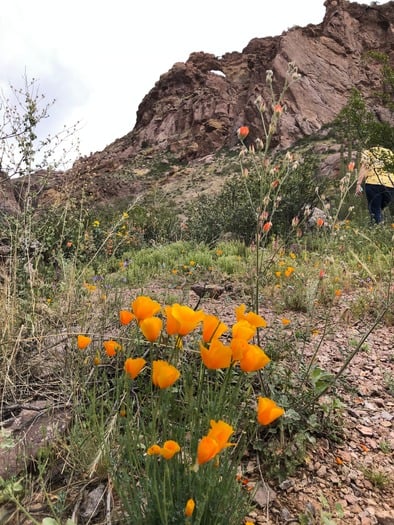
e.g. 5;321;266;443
2;0;394;215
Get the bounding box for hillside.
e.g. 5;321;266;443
2;0;393;217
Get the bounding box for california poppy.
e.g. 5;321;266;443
257;397;284;425
202;314;228;343
160;440;181;460
119;309;135;326
124;357;146;379
77;334;92;350
237;126;249;140
140;316;163;342
131;296;161;322
103;340;121;357
200;339;232;369
184;498;195;517
165;304;204;336
235;305;267;328
207;420;235;452
239;345;270;372
152;360;180;389
231;320;256;341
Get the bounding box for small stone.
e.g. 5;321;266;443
376;511;394;525
357;425;374;436
279;479;294;491
250;483;276;508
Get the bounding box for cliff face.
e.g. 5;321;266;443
3;0;394;213
84;0;393;169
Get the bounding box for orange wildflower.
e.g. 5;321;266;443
197;420;235;465
239;345;270;372
281;318;291;326
200;339;232;369
207;420;235;452
273;103;283;113
316;217;324;228
152;360;180;389
184;498;195;518
257;397;285;425
237;126;249;140
103;339;121;357
160;440;181;460
140;316;163;342
147;440;181;460
77;334;92;350
232;320;256;341
165;303;205;336
202;314;228;343
124;357;146;379
197;436;220;465
131;296;161;322
119;309;135;326
230;337;249;361
147;444;162;456
347;161;355;172
284;266;295;278
335;289;342;297
262;221;272;233
235;304;267;328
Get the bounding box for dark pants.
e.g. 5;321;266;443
365;183;394;224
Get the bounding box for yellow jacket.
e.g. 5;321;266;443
361;147;394;188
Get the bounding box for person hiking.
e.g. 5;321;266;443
355;146;394;224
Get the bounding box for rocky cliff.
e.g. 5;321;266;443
3;0;394;212
79;0;393;172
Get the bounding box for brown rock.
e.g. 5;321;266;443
376;512;394;525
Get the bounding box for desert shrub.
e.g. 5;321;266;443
186;150;326;244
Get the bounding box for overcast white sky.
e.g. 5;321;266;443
0;0;385;164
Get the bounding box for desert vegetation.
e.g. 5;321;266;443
0;62;393;525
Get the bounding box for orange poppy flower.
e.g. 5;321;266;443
231;320;256;341
207;420;235;452
131;296;161;322
257;397;285;425
103;340;121;357
316;217;324;228
147;444;162;456
235;304;267;328
165;304;205;336
160;440;181;460
140;316;163;342
230;337;249;361
262;221;272;233
124;357;146;379
119;309;135;326
284;266;295;278
202;314;228;343
184;498;195;518
273;103;283;113
200;339;232;369
152;360;180;389
197;436;220;465
77;334;92;350
237;126;249;140
239;345;270;372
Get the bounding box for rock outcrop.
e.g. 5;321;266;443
1;0;393;211
84;0;393;169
